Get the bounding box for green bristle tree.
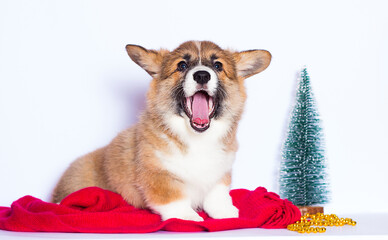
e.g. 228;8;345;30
279;67;329;207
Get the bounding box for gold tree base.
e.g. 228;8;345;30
297;206;324;216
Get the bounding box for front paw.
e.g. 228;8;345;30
151;199;204;222
207;204;239;219
162;210;204;222
203;183;239;219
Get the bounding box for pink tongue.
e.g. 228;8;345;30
192;92;209;125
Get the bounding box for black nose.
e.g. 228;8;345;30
193;71;211;84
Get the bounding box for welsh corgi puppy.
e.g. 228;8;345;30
52;41;271;221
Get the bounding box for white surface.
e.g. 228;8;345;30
0;213;387;240
0;0;388;215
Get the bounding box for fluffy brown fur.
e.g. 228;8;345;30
52;41;271;220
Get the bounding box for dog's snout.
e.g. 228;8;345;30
193;71;211;84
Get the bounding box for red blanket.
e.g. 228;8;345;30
0;187;300;233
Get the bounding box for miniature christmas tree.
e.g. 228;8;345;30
279;67;329;212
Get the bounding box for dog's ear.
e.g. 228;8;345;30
126;44;169;78
234;50;271;80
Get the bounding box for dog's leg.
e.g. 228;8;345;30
203;182;239;219
141;169;203;221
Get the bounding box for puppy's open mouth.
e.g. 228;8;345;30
183;91;216;132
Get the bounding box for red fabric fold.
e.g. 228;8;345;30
0;187;300;233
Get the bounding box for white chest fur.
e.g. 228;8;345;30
159;115;236;208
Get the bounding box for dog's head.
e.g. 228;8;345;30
126;41;271;134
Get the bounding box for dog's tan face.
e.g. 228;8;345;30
126;41;271;133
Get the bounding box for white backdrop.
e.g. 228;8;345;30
1;0;387;214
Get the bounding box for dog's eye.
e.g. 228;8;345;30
177;61;188;72
214;61;223;71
